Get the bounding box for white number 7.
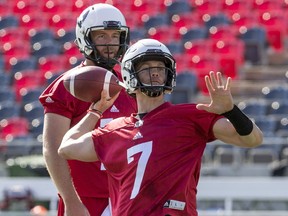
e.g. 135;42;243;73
127;141;152;199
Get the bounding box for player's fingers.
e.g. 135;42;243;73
100;89;109;99
209;71;218;88
216;72;223;87
205;75;214;92
225;77;231;90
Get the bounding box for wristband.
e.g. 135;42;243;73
87;109;103;118
221;105;253;136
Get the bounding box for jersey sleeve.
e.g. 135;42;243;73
175;104;223;142
39;72;90;120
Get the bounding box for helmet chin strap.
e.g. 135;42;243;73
87;52;117;71
140;86;164;97
87;43;124;71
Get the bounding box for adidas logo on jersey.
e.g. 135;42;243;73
45;97;54;103
110;105;119;112
133;132;143;140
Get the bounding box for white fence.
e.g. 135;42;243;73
0;177;288;215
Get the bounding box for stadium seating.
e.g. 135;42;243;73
238;26;268;64
0;102;21;120
261;86;288;101
13;70;47;101
20;87;45;106
253;117;278;137
32;40;61;59
0;15;19;29
183;39;213;57
48;14;75;33
171;12;203;31
56;29;76;44
181;26;209;43
10;57;38;76
19;11;48;34
221;0;253;18
0;117;29;141
213;146;235;165
30;29;55;45
169;72;198;104
0;88;16;103
203;13;231;29
166;1;192;19
0;73;11;87
0;57;4;72
147;25;180;44
267;101;288;117
130;28;146;43
246;147;278;164
211;38;245;78
191;0;222;16
281;147;288;160
165;41;184;55
257;11;287;51
252;0;283;13
62;42;83;59
20;101;44;122
0;27;29;44
129;1;162;18
38;55;70;76
41;0;71;15
2;41;31;59
12;1;39;17
230;12;259;29
208;24;239;41
275;117;288;137
143;13;169;30
238;99;268;118
29;117;44;141
0;1;12;17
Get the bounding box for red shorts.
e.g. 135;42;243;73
57;194;110;216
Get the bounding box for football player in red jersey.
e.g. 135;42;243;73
58;39;263;216
39;4;136;216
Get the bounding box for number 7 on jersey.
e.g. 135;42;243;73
127;141;152;199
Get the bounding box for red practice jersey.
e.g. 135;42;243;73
39;64;137;198
93;102;223;216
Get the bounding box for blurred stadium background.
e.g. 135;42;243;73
0;0;288;215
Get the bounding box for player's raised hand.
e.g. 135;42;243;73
196;71;234;114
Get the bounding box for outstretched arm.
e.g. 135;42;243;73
197;71;263;148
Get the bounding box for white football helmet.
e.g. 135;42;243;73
75;3;130;70
121;39;176;97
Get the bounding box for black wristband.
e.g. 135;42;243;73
221;105;253;136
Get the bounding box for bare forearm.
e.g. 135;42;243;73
237;124;263;147
43;148;80;202
215;119;263;148
43;113;81;204
62;113;99;142
59;113;99;162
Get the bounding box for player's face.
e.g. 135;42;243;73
136;60;167;86
90;30;120;59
